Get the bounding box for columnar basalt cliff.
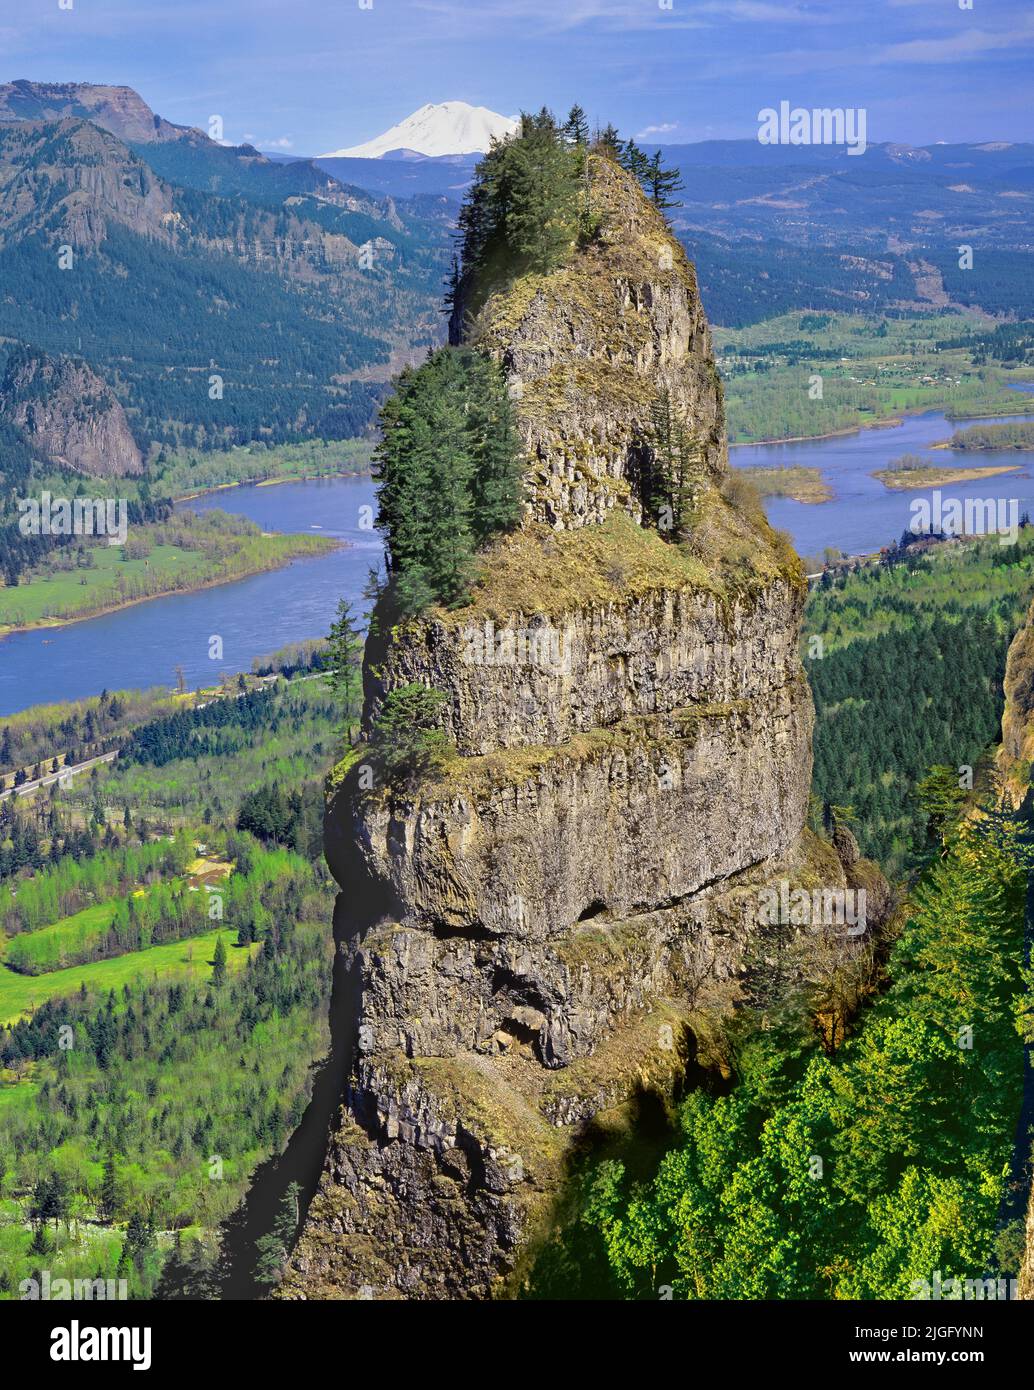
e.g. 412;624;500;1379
282;153;834;1299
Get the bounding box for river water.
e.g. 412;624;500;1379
3;405;1034;716
731;399;1034;560
0;476;380;717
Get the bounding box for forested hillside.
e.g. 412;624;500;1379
806;532;1034;871
0;115;452;455
563;807;1028;1299
0;676;343;1298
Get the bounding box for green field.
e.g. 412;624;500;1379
0;515;335;635
157;437;374;498
0;927;252;1025
716;311;1034;444
0;900;118;974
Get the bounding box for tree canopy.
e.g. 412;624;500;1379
374;346;523;613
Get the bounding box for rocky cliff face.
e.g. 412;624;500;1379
283;154;830;1299
999;595;1034;811
999;604;1034;1299
0;119;178;252
452;155;724;529
0;347;143;477
0;80;193;143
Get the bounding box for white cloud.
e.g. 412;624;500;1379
635;122;679;139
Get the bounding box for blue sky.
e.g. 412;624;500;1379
3;0;1033;152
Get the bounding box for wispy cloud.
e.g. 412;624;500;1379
636;121;679;139
877;20;1034;64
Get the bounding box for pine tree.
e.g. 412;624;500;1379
326;598;365;727
253;1181;302;1288
100;1146;119;1222
374;348;522;615
645;150;685;210
647;390;700;540
455;108;581;287
369;685;449;788
465;352;524;543
563;104;590;145
596;123;623;156
503;109;581;274
619;138;651;186
211;934;227;987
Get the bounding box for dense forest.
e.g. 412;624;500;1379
931;249;1034;321
806;532;1034;871
684;231;915;329
0;229;386;454
0;677;342;1298
555;807;1028;1299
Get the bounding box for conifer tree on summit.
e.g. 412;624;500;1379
373;347;522;614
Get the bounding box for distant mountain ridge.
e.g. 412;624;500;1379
0;83;454;456
0;79;193;143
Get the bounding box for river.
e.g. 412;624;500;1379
3;406;1034;717
0;475;380;717
732;394;1034;559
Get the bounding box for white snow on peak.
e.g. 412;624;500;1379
318;101;518;160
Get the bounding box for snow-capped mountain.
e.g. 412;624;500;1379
318;101;517;160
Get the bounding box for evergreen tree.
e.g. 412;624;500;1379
368;684;449;788
100;1146;119;1222
502;109;582;274
646;390;701;540
326;598;365;727
465;355;525;543
596;123;623;156
253;1181;301;1288
374;348;522;614
455;108;581;288
562;104;590;145
645;149;685;210
211;934;227;987
619;138;651;186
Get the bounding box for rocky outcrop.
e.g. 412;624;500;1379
0;119;177;251
0;80;194;143
999;603;1034;1299
0;346;143;477
452;155;724;530
362;528;805;755
999;595;1034;810
283;152;834;1300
